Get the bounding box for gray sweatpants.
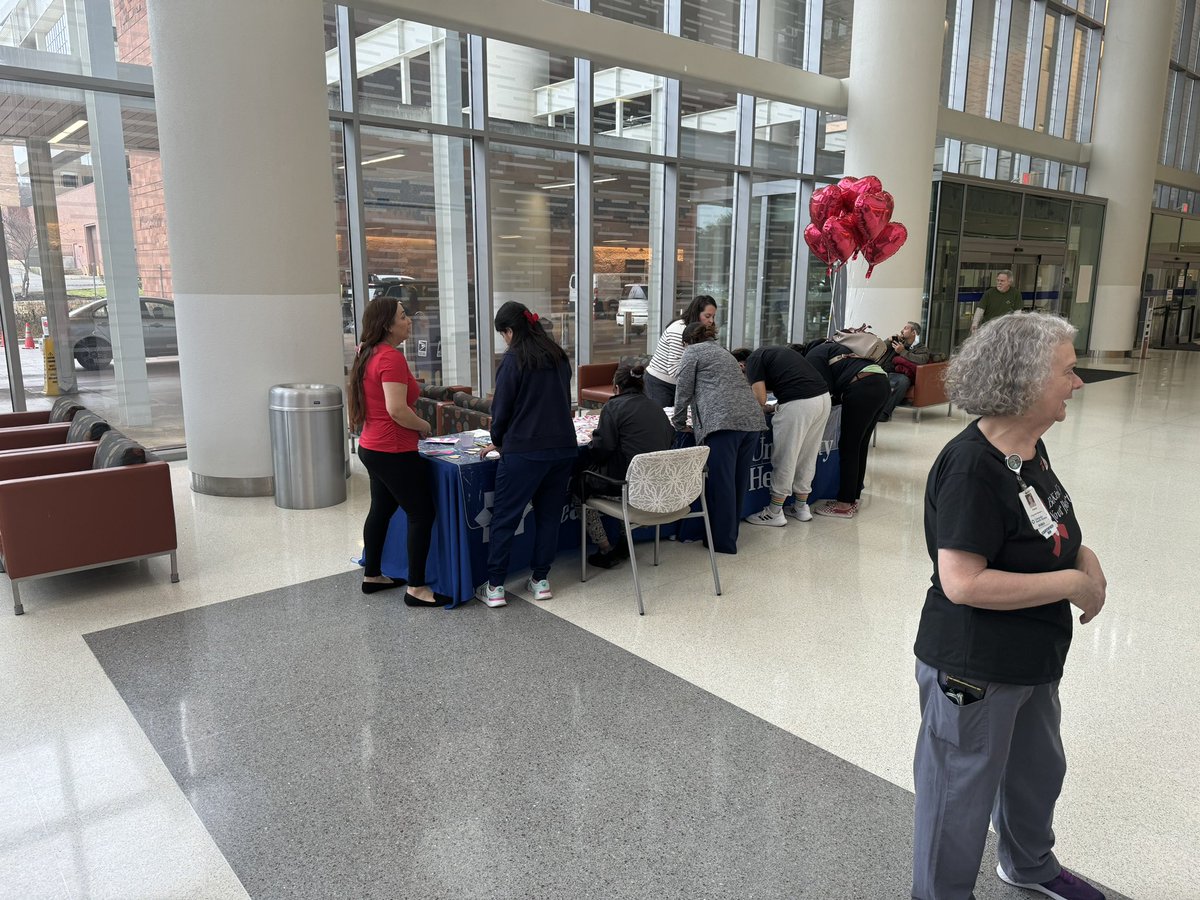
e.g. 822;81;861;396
912;659;1066;900
768;393;832;499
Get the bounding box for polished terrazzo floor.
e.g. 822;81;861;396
2;349;1198;899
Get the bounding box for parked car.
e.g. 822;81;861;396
616;283;648;333
68;297;177;370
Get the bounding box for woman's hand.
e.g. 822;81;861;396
479;443;498;457
1072;545;1107;624
416;418;433;437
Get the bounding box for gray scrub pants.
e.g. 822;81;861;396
912;659;1067;900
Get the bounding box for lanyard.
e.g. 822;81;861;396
1006;453;1058;539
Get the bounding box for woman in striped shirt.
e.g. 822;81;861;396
643;295;718;408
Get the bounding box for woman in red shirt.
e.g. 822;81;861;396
347;297;443;606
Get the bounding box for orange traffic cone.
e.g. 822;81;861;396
23;323;34;349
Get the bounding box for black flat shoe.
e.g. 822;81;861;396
362;580;404;595
588;550;622;569
403;592;442;608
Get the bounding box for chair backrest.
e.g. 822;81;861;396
49;396;85;423
624;446;709;513
66;410;111;443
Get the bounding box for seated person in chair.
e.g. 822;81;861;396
878;320;931;422
582;362;675;569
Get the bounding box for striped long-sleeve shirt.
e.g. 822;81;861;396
645;319;687;385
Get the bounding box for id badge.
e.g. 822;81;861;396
1019;486;1058;538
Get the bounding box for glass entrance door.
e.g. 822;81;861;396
955;246;1066;351
1141;262;1199;348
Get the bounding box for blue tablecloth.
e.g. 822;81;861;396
379;407;841;608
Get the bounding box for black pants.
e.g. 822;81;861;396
703;429;759;554
880;372;912;419
357;447;435;585
838;375;890;503
643;372;676;408
488;450;575;586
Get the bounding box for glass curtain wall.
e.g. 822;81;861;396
677;167;735;334
592;157;665;360
360;127;476;388
940;0;1102;191
327;7;840;386
743;177;798;349
488;144;575;365
0;59;179;448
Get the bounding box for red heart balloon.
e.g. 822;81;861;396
804;222;834;266
837;175;883;208
835;178;860;213
853;189;894;244
809;184;844;229
823;212;860;265
862;221;908;278
852;175;883;197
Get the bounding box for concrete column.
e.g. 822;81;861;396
147;0;343;496
1086;1;1174;353
840;0;944;333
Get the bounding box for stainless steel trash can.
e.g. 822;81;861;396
269;384;347;509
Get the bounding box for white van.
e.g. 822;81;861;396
568;273;624;317
617;283;648;333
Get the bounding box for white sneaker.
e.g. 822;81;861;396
785;502;813;522
527;577;553;601
474;583;507;607
744;506;787;527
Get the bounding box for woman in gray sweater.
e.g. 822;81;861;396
671;322;766;553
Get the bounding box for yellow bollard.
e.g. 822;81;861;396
42;336;59;396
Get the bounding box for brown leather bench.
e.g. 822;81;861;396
901;361;952;422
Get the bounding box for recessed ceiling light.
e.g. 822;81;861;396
49;119;87;144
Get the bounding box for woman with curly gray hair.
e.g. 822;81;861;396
912;313;1108;900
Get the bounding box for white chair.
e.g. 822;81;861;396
579;445;722;615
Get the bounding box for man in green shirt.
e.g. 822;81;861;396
971;270;1021;332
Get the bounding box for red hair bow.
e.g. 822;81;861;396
524;310;539;324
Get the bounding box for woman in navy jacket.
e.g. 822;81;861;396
475;301;576;608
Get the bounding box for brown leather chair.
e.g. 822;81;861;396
0;432;178;615
0;409;110;452
0;396;85;430
902;361;952;422
577;362;618;408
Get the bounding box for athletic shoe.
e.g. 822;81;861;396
474;583;507;608
744;506;786;527
527;578;553;601
996;864;1105;900
812;501;856;519
785;502;813;522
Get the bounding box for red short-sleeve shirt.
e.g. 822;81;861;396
358;345;421;453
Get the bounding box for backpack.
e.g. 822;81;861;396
832;329;888;363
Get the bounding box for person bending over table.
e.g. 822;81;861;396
670;322;766;554
912;312;1106;900
582;361;675;569
734;344;831;526
475;301;576;609
804;339;890;518
348;296;444;607
643;295;718;408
